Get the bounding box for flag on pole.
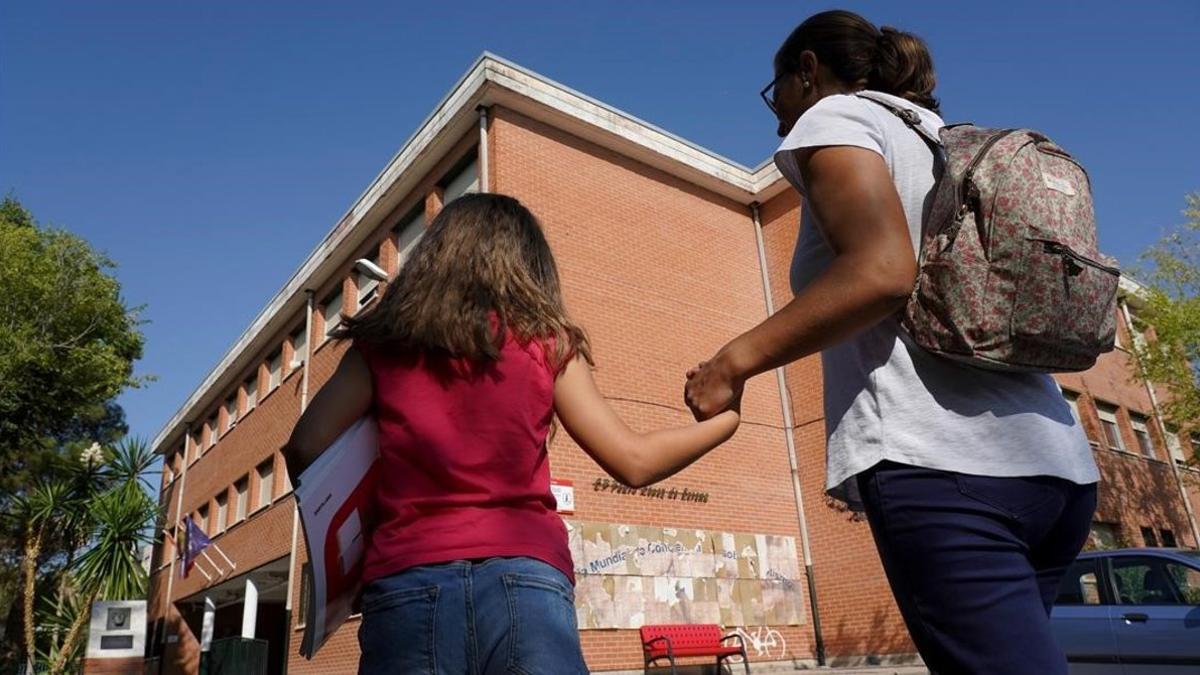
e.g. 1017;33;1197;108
181;517;213;579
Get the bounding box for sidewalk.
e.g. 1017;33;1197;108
603;665;929;675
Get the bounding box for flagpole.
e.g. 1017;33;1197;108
201;550;226;577
210;542;236;570
193;561;214;583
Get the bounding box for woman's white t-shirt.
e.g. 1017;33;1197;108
774;91;1099;510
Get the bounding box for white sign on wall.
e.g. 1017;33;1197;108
85;600;146;660
551;479;575;514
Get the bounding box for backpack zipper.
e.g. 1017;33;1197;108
1040;240;1120;275
956;129;1017;220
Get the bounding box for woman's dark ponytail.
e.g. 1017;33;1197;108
869;26;940;114
776;10;940;115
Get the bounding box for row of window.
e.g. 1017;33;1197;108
1061;388;1194;465
160;155;480;490
1090;521;1178;550
192;457;279;538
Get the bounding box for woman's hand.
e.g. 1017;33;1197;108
684;350;744;422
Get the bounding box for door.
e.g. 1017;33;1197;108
1052;557;1123;675
1106;554;1200;673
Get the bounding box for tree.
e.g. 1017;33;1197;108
1132;192;1200;457
7;439;159;674
0;196;148;497
10;480;77;674
0;196;149;669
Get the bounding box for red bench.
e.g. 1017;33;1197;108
639;624;749;673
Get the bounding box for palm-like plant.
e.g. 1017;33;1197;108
10;479;78;674
9;438;162;675
48;439;160;674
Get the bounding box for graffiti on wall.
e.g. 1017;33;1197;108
565;520;805;630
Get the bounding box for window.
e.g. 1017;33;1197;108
1161;529;1177;548
298;562;312;627
1141;527;1160;547
257;459;275;510
234;476;249;522
1088;522;1120;550
393;208;424;270
1111;555;1200;605
441;156;478;203
356;250;382;311
1055;558;1103;605
322;289;343;340
206;415;218;449
197;505;209;535
1061;389;1082;425
163;464;174;486
224;395;238;432
267;350;282;392
215;492;228;534
191;430;202;458
243;374;258;413
1165;425;1186;464
1096;404;1124;450
290;325;308;372
1130;414;1156;459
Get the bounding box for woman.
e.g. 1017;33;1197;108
283;193;739;674
684;10;1097;674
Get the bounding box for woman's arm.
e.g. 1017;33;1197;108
686;145;918;418
281;346;373;481
553;355;739;488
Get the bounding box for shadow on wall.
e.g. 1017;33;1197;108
1095;450;1194;548
825;601;915;667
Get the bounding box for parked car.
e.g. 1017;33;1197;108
1052;547;1200;673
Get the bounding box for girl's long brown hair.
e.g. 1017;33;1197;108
335;192;591;370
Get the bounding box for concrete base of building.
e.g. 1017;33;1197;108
82;656;145;674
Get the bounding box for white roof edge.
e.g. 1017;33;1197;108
481;53;758;178
150;53;781;454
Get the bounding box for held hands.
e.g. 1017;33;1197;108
683;349;745;422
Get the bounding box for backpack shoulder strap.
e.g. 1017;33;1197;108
854;93;942;153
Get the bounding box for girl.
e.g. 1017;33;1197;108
686;10;1097;674
283;193;739;674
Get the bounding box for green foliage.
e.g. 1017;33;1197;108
0;196;150;671
8;440;161;669
1132;193;1200;459
0;196;149;497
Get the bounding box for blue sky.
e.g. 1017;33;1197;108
2;0;1198;460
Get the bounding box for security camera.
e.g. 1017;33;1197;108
355;258;388;282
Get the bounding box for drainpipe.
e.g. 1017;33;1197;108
1121;297;1200;547
751;202;826;665
477;106;490;192
160;424;192;675
283;290;316;674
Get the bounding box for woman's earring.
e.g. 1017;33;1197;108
802;78;811;89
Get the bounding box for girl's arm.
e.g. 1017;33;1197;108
281;346;373;482
553;355;739;488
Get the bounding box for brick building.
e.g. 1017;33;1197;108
144;54;1200;674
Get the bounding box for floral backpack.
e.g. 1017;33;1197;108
858;94;1119;372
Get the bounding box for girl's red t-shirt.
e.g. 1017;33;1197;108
358;336;574;584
